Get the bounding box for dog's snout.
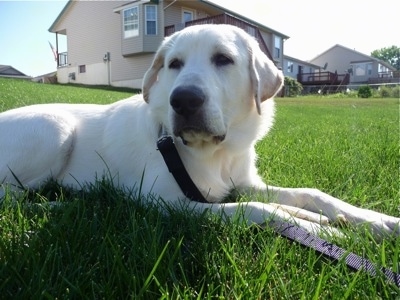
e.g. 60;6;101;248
170;86;205;117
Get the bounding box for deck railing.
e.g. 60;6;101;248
164;13;272;60
58;52;68;67
297;72;349;86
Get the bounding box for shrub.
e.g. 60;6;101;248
284;76;303;97
378;86;391;98
374;85;400;98
358;85;372;98
391;85;400;98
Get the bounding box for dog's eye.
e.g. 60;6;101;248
169;59;184;70
212;53;234;67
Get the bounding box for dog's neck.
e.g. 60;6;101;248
158;124;169;139
157;124;209;202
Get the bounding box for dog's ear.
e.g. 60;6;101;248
249;39;284;115
142;39;170;103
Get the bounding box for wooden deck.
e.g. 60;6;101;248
164;13;272;60
368;72;400;84
297;71;350;86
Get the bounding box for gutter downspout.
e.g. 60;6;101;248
103;52;111;86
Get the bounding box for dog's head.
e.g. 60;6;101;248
143;24;283;148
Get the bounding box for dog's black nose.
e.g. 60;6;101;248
170;86;205;117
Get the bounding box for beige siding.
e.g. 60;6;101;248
112;54;154;83
53;0;164;88
56;1;124;66
143;35;163;52
122;35;144;56
164;3;181;27
163;2;212;27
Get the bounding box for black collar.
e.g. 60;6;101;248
157;127;208;203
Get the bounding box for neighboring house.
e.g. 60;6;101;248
0;65;31;79
32;72;57;84
309;44;398;85
283;55;320;79
48;0;288;89
283;54;350;93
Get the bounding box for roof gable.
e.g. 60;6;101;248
311;44;396;71
284;55;321;69
48;0;75;33
311;44;370;61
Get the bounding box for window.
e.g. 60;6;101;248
354;64;366;76
367;63;372;75
182;9;194;23
79;65;86;73
123;7;139;38
145;5;157;35
287;61;293;73
378;64;388;73
274;35;281;59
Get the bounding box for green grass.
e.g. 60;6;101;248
0;78;399;298
0;78;137;111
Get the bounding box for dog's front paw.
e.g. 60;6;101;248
352;210;400;239
380;215;400;235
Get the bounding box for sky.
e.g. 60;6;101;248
0;0;398;77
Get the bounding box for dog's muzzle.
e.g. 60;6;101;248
170;85;225;146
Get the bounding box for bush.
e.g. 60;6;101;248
358;85;372;98
377;85;400;98
377;86;391;98
391;85;400;98
284;76;303;97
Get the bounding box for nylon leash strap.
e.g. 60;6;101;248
269;220;400;287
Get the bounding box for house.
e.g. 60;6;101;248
32;72;57;84
309;44;398;85
283;54;350;94
48;0;289;89
283;55;320;79
0;65;31;79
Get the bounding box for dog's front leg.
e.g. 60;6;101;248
264;186;400;238
186;200;341;236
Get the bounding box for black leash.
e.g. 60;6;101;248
269;220;400;287
156;131;400;287
157;134;208;203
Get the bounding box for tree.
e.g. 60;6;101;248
371;45;400;70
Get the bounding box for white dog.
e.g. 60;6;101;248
0;25;398;238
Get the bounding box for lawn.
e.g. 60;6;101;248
0;78;399;298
